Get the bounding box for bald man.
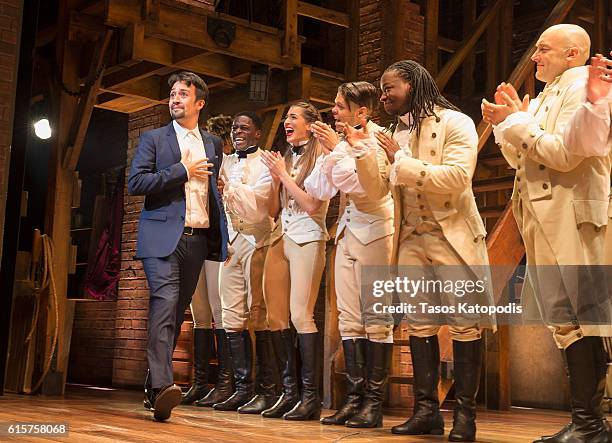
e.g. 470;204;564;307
482;24;611;443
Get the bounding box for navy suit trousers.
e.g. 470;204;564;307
142;233;208;389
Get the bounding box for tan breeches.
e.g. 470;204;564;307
263;235;326;333
397;230;482;342
190;260;223;329
335;230;394;340
220;235;268;332
514;198;588;349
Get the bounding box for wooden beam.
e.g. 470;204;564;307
436;0;505;91
486;7;500;97
141;0;160;22
499;0;513;79
461;0;476;98
283;0;299;63
287;66;312;102
105;0;292;69
102;76;164;102
264;106;285;149
102;61;164;89
473;176;514;193
476;0;578;150
296;1;349;28
424;0;439;75
593;0;607;54
63;29;113;171
344;0;359;81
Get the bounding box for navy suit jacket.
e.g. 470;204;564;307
127;121;229;261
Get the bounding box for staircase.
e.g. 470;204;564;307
386;0;612;412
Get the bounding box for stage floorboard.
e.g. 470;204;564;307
0;385;609;442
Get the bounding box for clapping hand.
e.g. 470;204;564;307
311;121;339;154
375;130;401;164
481;82;529;125
587;53;612;104
260;150;287;182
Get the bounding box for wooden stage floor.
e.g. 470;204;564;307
0;385;609;442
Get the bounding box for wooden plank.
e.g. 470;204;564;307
436;0;505;91
95;95;158;113
64;29;113;171
424;0;439;75
105;0;292;69
473;175;514;193
310;71;342;106
102;61;164;89
0;385;585;442
283;0;299;63
297;1;349;28
461;0;476;98
101;76;164;102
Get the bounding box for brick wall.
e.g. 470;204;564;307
68;300;117;386
0;0;22;263
356;0;425;410
112;105;168;388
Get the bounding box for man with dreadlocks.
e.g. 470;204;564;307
355;60;494;441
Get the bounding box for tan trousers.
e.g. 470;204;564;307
397;229;482;342
263;235;326;333
190;260;222;329
335;230;394;340
220;235;268;332
514;198;588;349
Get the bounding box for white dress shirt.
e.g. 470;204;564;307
173;120;209;228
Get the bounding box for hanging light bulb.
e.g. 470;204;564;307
34;118;52;139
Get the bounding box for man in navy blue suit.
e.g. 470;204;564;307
128;71;228;421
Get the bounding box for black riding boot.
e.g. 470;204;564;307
239;330;281;414
262;329;300;418
392;335;445;435
345;341;392;428
448;339;483;442
321;338;366;425
195;329;234;407
181;328;213;404
533;337;610;443
214;330;254;410
284;332;321;420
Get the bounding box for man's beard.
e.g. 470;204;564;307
171;109;185;119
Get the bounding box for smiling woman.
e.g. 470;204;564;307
259;101;330;422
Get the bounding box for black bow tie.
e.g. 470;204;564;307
237;146;258;158
292;145;304;155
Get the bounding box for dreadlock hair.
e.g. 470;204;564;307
337;81;379;116
384;60;459;134
281;101;323;210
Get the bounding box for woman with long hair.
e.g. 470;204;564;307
259;101;329;421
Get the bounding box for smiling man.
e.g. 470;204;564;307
128;71;228;421
210;111;279;414
482;24;612;443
